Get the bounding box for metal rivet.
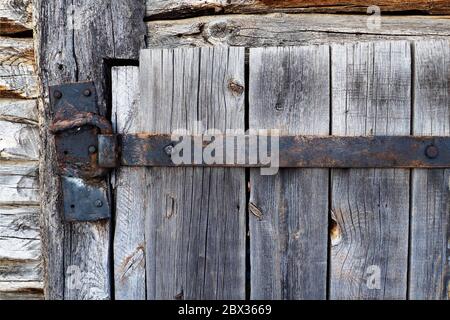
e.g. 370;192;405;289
425;145;439;159
164;145;174;156
83;89;91;97
95;200;103;208
53;90;62;99
88;145;97;154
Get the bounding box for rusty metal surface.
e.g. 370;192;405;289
108;134;450;168
49;82;111;221
98;134;119;168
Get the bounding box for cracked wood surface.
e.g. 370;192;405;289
0;0;32;35
145;0;450;19
0;37;37;99
147;14;450;49
131;47;247;299
249;46;329;299
34;0;146;299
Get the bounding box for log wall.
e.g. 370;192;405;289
0;0;43;300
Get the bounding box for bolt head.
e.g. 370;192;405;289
53;90;62;99
95;200;103;208
164;145;174;156
88;145;97;154
425;145;439;159
83;89;92;97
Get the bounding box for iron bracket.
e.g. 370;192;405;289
49;82;111;222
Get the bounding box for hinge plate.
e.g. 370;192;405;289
50;82;111;222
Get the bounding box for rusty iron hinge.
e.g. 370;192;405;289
50;82;450;220
50;82;112;222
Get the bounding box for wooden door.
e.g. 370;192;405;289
110;41;450;300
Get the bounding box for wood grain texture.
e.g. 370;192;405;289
0;206;43;300
145;0;450;19
147;14;450;49
0;37;37;98
0;99;37;125
0;162;38;205
34;0;146;299
409;40;450;300
112;66;146;300
249;46;329;299
139;47;246;299
0;120;38;161
0;0;32;35
330;41;411;300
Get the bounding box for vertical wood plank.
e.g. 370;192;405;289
249;46;330;299
330;41;411;299
34;0;146;299
139;47;246;299
410;40;450;300
112;66;146;300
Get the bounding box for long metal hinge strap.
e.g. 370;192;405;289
98;134;450;169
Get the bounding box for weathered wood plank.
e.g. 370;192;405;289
139;47;246;299
34;0;146;299
0;162;39;205
145;0;450;19
147;14;450;49
112;66;146;300
330;41;411;299
410;40;450;300
249;46;329;299
0;99;37;125
0;205;43;299
0;282;43;300
0;206;40;239
0;120;38;161
0;0;32;35
0;37;37;99
0;206;42;300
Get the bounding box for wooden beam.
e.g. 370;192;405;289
34;0;146;300
145;0;450;19
410;40;450;300
147;14;450;49
0;37;37;99
0;0;32;35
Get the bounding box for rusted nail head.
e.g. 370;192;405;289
53;90;62;99
88;145;97;154
164;145;174;156
83;89;92;97
425;145;439;159
95;200;103;208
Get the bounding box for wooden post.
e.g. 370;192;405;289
34;0;145;299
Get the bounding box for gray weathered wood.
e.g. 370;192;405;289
147;14;450;49
0;162;39;205
138;47;246;299
330;41;411;299
249;46;329;299
0;0;32;34
0;37;37;99
0;206;42;300
112;66;146;300
0;120;38;161
145;0;450;19
409;40;450;300
0;99;37;125
34;0;146;299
